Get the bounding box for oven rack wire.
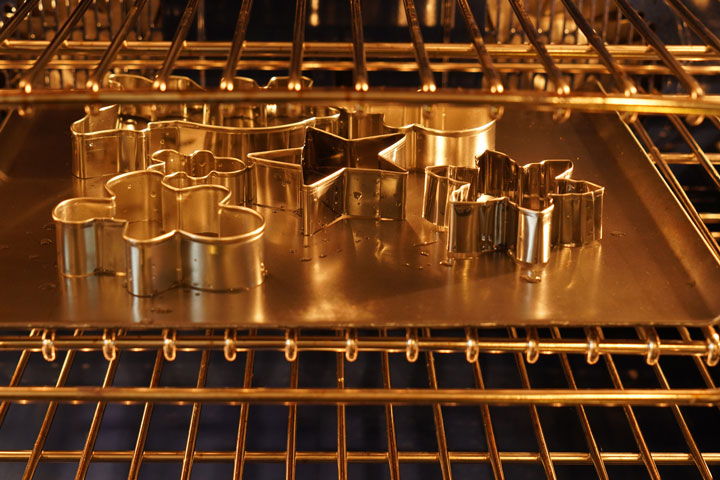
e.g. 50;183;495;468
0;0;718;116
0;325;718;479
0;1;719;479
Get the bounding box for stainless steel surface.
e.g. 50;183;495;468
423;150;604;264
1;106;718;327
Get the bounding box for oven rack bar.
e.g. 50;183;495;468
3;449;720;466
0;385;719;405
1;0;720;115
6;326;720;367
0;326;718;479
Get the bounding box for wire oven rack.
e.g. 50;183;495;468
0;0;719;479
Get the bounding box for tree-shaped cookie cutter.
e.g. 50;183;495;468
423;150;604;265
71;74;340;179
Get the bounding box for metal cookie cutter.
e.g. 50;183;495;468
339;104;496;170
53;162;265;296
423;150;604;265
248;127;408;235
149;149;254;206
72;74;340;179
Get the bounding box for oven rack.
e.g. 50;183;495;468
0;0;719;116
0;325;718;479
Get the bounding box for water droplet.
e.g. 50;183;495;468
335;248;342;253
38;282;56;291
127;184;132;190
419;251;429;257
403;263;411;267
40;238;52;246
521;272;542;283
439;260;453;267
300;257;312;262
28;254;40;260
42;222;55;231
417;266;424;270
303;244;310;248
150;191;157;198
364;236;370;240
413;240;437;247
319;253;327;258
610;231;626;237
355;239;361;243
353;191;362;200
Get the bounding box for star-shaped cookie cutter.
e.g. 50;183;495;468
333;104;496;171
248;127;408;235
53;150;264;296
72;74;340;179
423;150;604;265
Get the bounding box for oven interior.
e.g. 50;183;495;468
0;0;719;479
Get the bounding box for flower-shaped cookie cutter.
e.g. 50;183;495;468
53;153;265;296
423;150;604;265
72;74;340;179
149;149;254;206
248;127;408;235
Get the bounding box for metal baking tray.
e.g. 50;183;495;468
0;107;718;327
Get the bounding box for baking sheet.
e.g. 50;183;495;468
0;107;718;327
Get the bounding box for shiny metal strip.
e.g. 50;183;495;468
349;0;368;92
455;0;503;93
7;90;720;116
639;328;713;479
662;153;720;165
336;352;348;480
401;0;436;92
17;0;94;93
0;0;41;44
288;0;307;91
612;0;703;98
510;328;556;479
233;330;256;480
381;332;400;480
630;118;720;263
220;0;254;91
153;0;201;91
74;343;121;480
286;356;299;480
4;449;720;464
0;330;37;428
550;327;608;480
468;332;504;479
127;350;164;480
22;329;81;480
180;331;211;480
0;333;717;356
423;329;452;479
505;0;569;96
598;327;661;479
667;114;720;191
85;0;149;91
558;0;635;96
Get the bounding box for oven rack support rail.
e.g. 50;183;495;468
0;326;718;480
0;0;720;116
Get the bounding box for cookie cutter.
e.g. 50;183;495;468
72;74;340;179
423;150;604;265
149;149;254;206
53;158;265;296
335;104;496;170
248;126;408;234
